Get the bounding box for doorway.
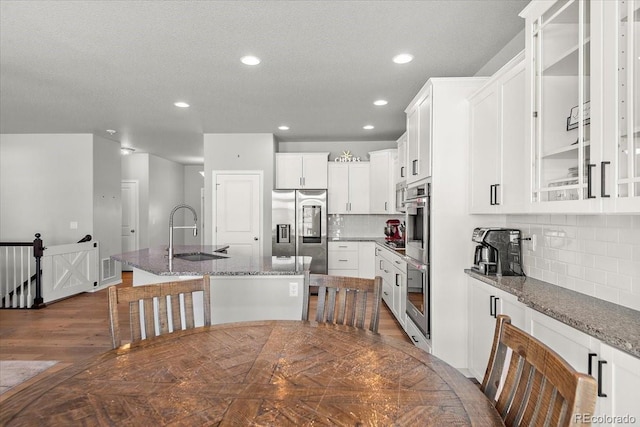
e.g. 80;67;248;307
213;172;262;258
121;180;139;271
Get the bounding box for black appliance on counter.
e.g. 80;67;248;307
472;228;524;276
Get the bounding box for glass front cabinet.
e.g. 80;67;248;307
521;0;640;213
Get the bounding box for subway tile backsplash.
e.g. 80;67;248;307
506;215;640;312
328;214;403;239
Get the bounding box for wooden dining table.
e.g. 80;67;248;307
0;320;504;426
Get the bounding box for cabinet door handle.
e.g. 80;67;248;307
383;291;389;296
490;185;495;205
597;360;607;397
384;201;388;211
493;297;500;318
588;352;597;376
412;159;418;175
494;184;500;205
379;260;384;269
299;177;303;186
338;259;348;262
395;274;400;286
601;161;610;198
489;295;495;316
587;164;596;199
411;335;419;343
401;166;405;178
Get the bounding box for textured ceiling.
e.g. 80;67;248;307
0;0;528;165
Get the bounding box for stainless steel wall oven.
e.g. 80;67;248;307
404;178;430;338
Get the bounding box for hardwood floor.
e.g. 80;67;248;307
0;272;410;365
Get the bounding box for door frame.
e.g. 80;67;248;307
211;170;264;257
121;179;140;254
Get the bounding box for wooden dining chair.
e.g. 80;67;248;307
303;273;382;333
108;276;211;349
482;315;597;427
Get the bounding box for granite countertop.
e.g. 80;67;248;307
329;236;381;242
112;245;311;276
465;269;640;358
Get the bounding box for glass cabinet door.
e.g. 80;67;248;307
617;0;640;200
532;0;592;203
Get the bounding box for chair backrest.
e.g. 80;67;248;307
108;276;211;349
482;315;597;427
303;274;382;333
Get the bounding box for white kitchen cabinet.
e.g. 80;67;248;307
327;162;370;214
405;77;487;370
528;310;640;425
467;277;526;382
275;153;329;189
521;0;640;213
328;241;374;279
405;316;432;353
369;149;397;214
396;132;407;185
469;52;527;214
405;85;432;184
375;245;407;328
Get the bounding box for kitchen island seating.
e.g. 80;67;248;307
108;275;211;348
304;273;382;333
482;315;597;427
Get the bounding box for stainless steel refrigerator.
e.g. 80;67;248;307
272;189;327;274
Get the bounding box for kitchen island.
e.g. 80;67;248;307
112;246;311;325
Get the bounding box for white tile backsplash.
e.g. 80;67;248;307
507;214;640;311
328;214;403;239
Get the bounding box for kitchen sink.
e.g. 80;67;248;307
173;252;227;261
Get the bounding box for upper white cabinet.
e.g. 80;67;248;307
275;153;329;189
469;52;527;214
327;162;370;214
369;149;397;214
396;132;407;185
521;0;640;213
405;85;432;184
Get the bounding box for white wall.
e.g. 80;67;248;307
0;134;93;245
278;140;396;161
474;29;525;77
148;155;185;247
204;133;276;255
93;135;122;285
184;165;205;245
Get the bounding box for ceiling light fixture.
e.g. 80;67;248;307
106;129;116;135
199;171;205;177
120;147;135;155
363;125;374;130
174;101;190;108
278;125;290;130
392;53;414;64
241;55;261;66
373;100;388;106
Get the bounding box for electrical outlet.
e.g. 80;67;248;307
70;221;78;230
289;282;298;297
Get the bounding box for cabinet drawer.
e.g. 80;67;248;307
328;250;358;270
329;241;359;251
381;279;393;309
405;317;431;353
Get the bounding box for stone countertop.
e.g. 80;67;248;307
329;236;381;242
465;269;640;358
112;246;311;276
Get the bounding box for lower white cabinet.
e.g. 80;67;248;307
529;311;640;426
375;245;407;329
405;316;431;353
467;277;526;382
328;241;374;279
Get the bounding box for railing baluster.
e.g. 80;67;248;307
27;246;32;308
13;247;17;308
20;248;24;308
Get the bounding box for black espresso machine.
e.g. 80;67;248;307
472;228;524;276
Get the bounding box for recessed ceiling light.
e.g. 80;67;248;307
241;55;261;66
363;125;374;130
174;101;190;108
392;53;414;64
120;147;135;155
373;100;388;106
278;125;290;130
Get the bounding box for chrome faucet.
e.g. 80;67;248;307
168;204;198;261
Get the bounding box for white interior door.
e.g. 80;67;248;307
121;181;139;270
215;173;261;258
